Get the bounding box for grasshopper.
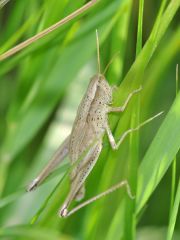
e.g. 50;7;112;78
27;30;163;217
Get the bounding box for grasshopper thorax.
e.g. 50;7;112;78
96;73;112;104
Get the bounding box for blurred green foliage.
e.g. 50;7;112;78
0;0;179;240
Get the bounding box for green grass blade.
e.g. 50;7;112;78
0;225;64;240
0;189;25;208
141;29;180;115
121;0;179;92
170;64;179;216
136;92;180;213
136;0;144;56
124;1;144;239
150;0;168;41
0;6;44;54
166;178;180;240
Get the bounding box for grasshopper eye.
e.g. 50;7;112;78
98;74;105;81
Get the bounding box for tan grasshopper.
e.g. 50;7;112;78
27;31;163;217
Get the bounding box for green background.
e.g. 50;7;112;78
0;0;179;239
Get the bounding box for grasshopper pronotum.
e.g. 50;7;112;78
27;30;163;217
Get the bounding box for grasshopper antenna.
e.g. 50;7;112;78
103;51;120;75
96;29;101;74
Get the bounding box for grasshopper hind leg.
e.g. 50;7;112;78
59;141;102;217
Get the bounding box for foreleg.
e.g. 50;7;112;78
108;86;142;112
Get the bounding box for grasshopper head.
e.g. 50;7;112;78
97;74;112;104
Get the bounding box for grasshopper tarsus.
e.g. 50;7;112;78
59;205;68;218
124;180;135;199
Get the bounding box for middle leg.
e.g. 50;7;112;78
106;112;163;150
